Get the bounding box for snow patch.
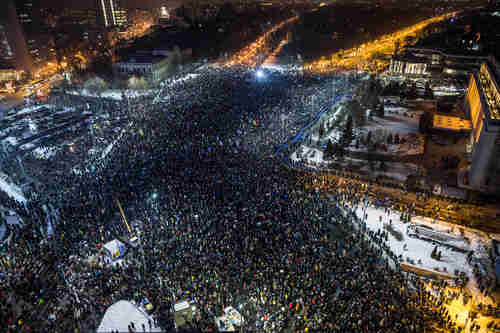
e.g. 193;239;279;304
68;89;153;100
357;206;470;277
0;176;26;203
4;137;18;146
32;146;58;160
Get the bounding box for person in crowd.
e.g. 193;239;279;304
0;67;467;333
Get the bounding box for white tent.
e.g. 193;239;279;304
97;300;161;333
103;239;126;262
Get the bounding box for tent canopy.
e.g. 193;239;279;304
97;300;161;333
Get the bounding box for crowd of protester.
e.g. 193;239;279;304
0;66;450;333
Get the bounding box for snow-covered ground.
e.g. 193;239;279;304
97;300;161;333
290;145;324;165
291;145;419;181
32;146;58;160
290;102;424;180
2;104;53;118
0;176;26;203
352;115;424;155
164;73;200;86
4;137;18;145
68;89;154;100
67;73;202;102
157;73;201;102
357;205;471;277
352;201;500;332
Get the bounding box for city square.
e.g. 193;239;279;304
1;1;500;333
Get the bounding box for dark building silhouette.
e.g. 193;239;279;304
14;0;43;68
0;0;33;72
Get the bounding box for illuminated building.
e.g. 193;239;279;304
114;47;192;81
389;55;428;76
113;54;172;82
158;5;174;26
464;58;500;191
432;115;472;132
98;0;128;27
0;69;24;82
160;6;170;19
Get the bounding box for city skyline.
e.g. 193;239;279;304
1;3;500;333
38;0;183;10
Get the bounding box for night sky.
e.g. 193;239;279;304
47;0;181;10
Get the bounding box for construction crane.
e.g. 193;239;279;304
116;199;141;247
116;199;132;235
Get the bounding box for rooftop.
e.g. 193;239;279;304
392;53;429;64
117;55;167;64
433;114;472;132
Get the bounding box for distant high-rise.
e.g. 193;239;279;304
98;0;128;27
0;0;33;72
14;0;43;68
60;8;98;26
0;25;15;66
15;0;39;33
464;58;500;192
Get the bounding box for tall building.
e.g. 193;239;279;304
0;0;33;73
0;25;15;66
98;0;128;27
15;0;39;32
14;0;43;68
464;57;500;192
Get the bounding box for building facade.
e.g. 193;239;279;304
98;0;128;27
0;69;24;82
113;54;171;82
389;56;428;76
464;60;500;192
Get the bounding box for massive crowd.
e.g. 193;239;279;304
0;67;454;333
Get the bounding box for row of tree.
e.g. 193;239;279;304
382;81;434;100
